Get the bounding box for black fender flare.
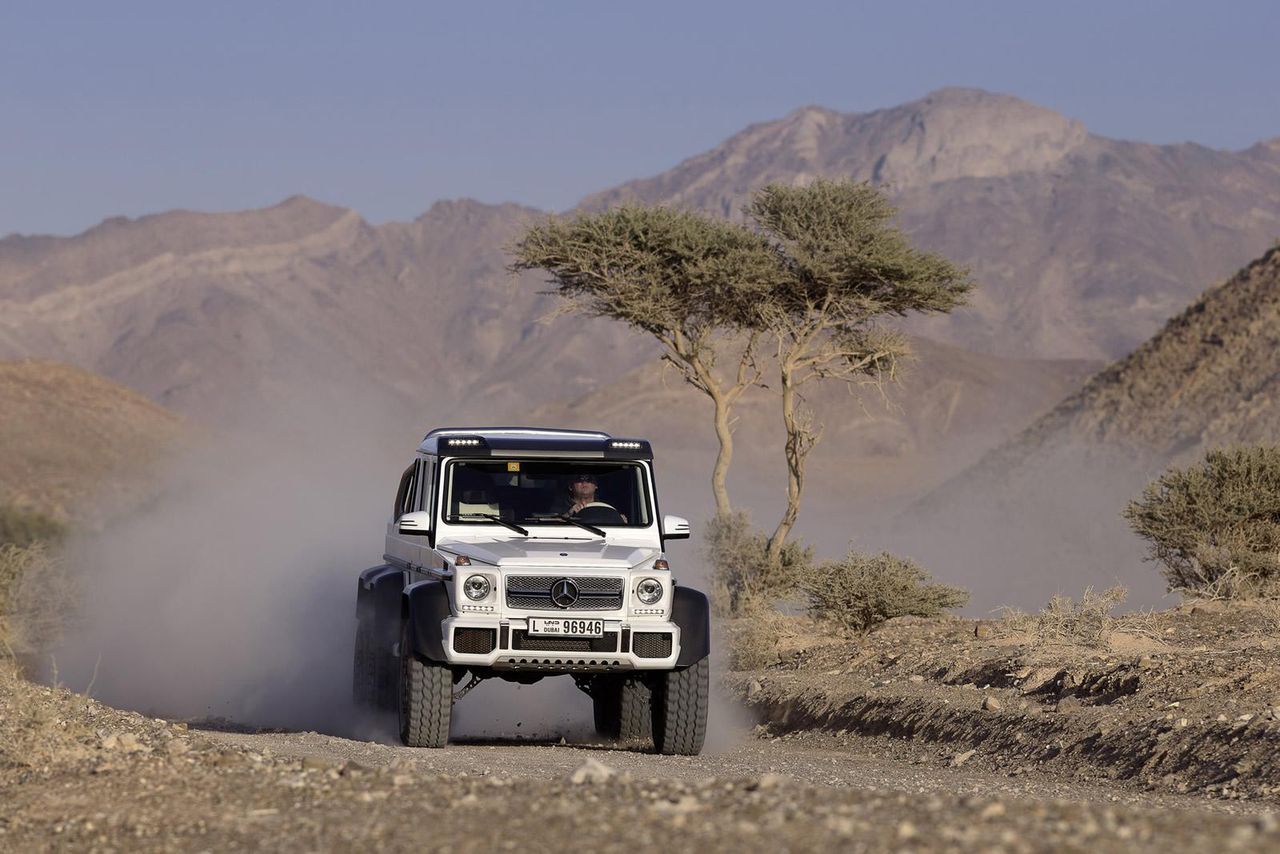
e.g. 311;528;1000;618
402;580;453;663
671;586;711;667
356;565;406;645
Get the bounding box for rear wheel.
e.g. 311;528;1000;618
652;657;708;756
592;678;621;737
398;621;453;748
352;617;376;705
592;677;653;742
618;678;652;741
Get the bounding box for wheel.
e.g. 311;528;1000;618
592;678;621;738
398;620;453;747
352;617;376;705
618;678;653;742
592;677;653;742
652;657;708;756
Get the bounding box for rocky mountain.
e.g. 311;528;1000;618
0;197;645;424
2;87;1278;552
584;88;1280;362
0;361;182;523
901;246;1280;609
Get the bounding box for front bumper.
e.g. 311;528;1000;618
441;616;681;672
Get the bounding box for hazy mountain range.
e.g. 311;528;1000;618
3;87;1279;585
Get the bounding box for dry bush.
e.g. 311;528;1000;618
723;606;796;671
706;511;813;617
0;542;74;662
0;505;65;549
1125;445;1280;598
801;550;969;635
1001;585;1130;648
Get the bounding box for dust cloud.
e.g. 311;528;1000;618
44;388;746;747
48;389;406;736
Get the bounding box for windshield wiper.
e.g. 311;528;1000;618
525;514;607;539
445;513;529;536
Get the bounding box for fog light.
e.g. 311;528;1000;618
464;574;491;601
636;577;663;605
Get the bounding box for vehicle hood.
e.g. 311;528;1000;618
442;539;659;570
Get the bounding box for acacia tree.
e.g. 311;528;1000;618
746;180;973;562
510;207;779;517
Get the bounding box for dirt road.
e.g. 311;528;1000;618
5;662;1280;853
206;726;1272;818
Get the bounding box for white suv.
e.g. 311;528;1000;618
352;427;710;755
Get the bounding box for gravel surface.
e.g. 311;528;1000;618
11;599;1280;851
204;726;1275;818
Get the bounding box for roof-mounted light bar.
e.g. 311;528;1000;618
444;435;489;452
610;440;642;450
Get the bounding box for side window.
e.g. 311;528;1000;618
417;458;436;515
393;463;417;520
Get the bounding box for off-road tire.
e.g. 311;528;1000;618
592;678;621;737
352;617;376;705
592;677;653;742
618;679;652;741
398;621;453;748
652;657;708;755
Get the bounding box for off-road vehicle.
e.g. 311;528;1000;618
352;427;710;754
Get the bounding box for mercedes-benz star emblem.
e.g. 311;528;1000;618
550;578;579;608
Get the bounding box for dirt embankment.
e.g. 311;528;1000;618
3;660;1280;853
727;601;1280;801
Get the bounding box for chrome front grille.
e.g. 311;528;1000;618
505;575;624;611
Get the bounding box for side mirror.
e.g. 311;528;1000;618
397;510;433;536
661;514;691;540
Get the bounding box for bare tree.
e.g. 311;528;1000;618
510;207;779;517
746;180;973;562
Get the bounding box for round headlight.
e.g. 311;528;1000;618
635;577;663;605
463;574;491;601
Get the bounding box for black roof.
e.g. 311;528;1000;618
418;427;653;460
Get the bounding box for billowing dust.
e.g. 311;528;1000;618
45;392;749;747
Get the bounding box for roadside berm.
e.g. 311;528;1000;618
727;599;1280;800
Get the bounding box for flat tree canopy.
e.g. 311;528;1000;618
511;206;781;516
745;180;974;558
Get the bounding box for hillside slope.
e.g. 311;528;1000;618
0;361;182;523
902;246;1280;609
584;88;1280;361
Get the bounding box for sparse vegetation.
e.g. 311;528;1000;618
801;550;968;635
999;586;1131;648
745;181;973;562
1124;445;1280;598
513;183;973;558
705;512;813;617
0;505;65;549
511;207;778;517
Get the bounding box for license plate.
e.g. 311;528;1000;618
528;618;604;637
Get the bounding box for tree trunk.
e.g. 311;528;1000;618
767;368;806;564
709;388;734;518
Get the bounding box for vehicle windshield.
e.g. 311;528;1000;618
443;460;652;528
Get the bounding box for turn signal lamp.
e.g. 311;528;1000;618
653;559;670;571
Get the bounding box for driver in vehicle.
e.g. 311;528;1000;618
565;472;627;523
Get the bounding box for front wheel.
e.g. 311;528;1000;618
398;621;453;748
652;657;708;756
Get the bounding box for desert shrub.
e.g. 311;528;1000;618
801;550;968;635
0;543;71;661
1124;445;1280;598
706;511;813;616
0;505;65;549
1000;586;1129;648
723;607;795;671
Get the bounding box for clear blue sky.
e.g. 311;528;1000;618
3;1;1278;237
